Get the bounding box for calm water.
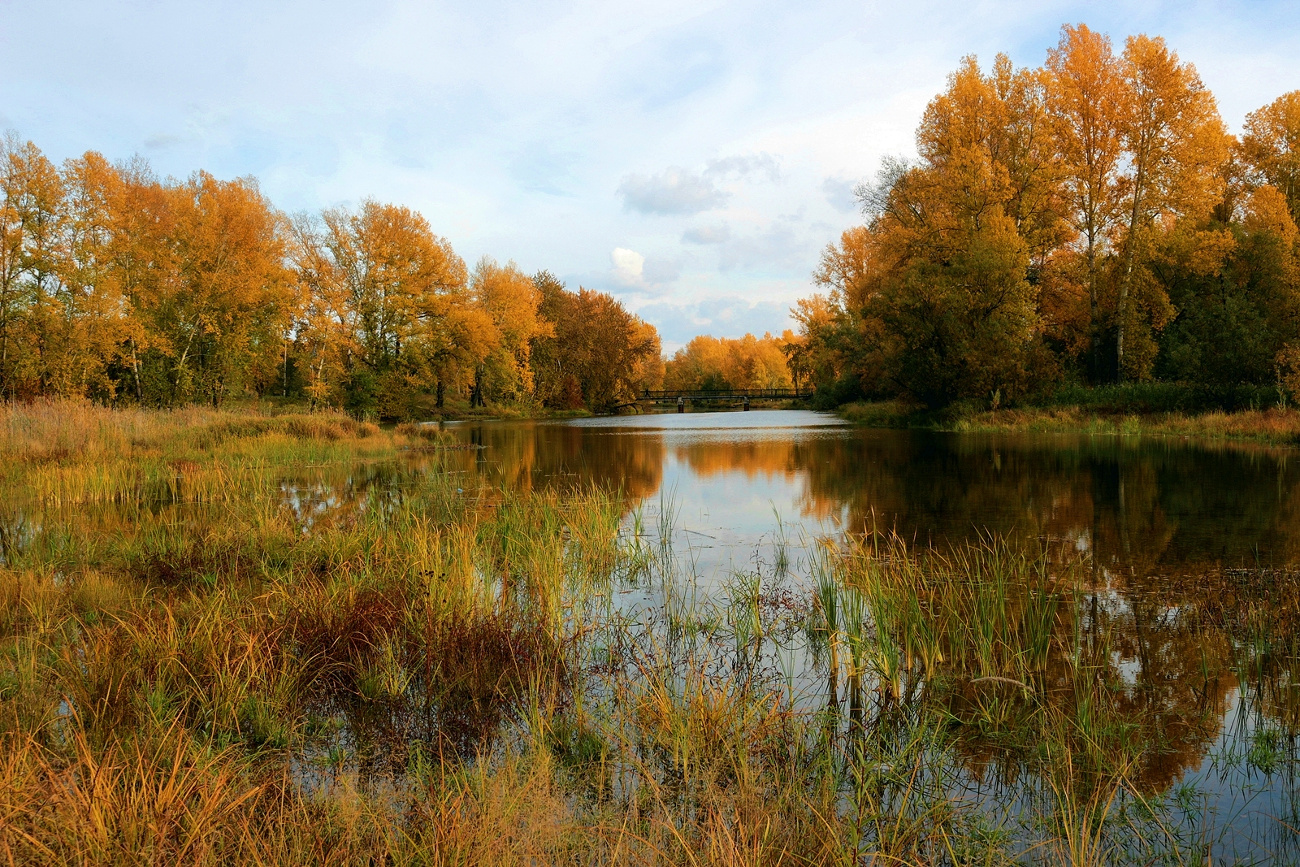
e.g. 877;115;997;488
447;409;1300;579
444;409;1300;862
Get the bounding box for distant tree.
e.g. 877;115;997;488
470;258;546;406
530;272;663;411
663;333;794;392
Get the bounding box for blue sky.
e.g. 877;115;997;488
2;0;1298;350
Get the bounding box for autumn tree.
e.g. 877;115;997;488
783;295;843;394
0;135;67;397
663;333;794;392
828;54;1051;405
0;132;671;417
1159;185;1300;386
48;152;132;398
1112;34;1228;380
469;258;546;406
133;172;294;405
1240;91;1300;224
305;201;474;417
791;25;1273;406
288;213;357;407
99;157;175;403
1044;24;1126;375
531;272;663;411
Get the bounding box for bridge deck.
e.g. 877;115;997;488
637;388;810;401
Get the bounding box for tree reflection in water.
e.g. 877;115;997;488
447;414;1300;812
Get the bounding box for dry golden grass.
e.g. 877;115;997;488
838;398;1300;447
951;406;1300;445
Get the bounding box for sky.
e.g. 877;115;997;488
2;1;1298;351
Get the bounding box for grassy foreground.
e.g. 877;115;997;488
0;402;1296;863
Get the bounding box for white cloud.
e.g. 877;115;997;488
705;153;781;182
618;152;783;215
611;247;646;285
618;167;729;215
682;223;731;244
717;223;813;272
644;256;682;284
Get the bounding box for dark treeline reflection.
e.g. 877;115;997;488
452;420;1300;580
448;421;665;502
802;430;1300;579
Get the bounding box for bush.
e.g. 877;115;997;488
1030;382;1283;414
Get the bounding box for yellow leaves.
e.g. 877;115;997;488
1119;34;1228;223
1157;223;1236;278
0;132;671;415
1045;23;1125;239
472;257;546;350
531;278;662;410
471;258;546;402
1276;342;1300;403
813;226;875;310
306;200;470;377
1245;184;1300;247
663;333;794;392
1241;90;1300;223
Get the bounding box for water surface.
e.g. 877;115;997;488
444;408;1300;862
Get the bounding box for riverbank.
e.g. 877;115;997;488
245;397;594;424
836;399;1300;446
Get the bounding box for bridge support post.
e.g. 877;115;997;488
743;396;750;411
677;397;685;414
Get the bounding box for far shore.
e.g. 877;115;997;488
835;399;1300;447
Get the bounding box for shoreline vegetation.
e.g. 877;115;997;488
833;383;1300;447
4;400;1299;864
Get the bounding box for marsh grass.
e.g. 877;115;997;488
838;395;1300;448
1;403;1297;863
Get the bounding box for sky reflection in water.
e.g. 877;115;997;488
446;409;1300;860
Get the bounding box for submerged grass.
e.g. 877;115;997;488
0;402;1297;863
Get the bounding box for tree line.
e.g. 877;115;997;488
0;135;663;418
662;332;797;392
789;25;1300;408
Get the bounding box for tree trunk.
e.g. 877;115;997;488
470;365;485;408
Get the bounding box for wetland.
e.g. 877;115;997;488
4;403;1300;864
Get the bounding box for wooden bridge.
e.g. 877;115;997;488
615;387;812;411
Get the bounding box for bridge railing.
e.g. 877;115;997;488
638;387;812;400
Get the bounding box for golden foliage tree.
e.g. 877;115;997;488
1240;90;1300;224
1112;34;1228;380
0;135;664;418
663;333;794;392
531;273;663;411
795;24;1282;405
470;258;546;406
